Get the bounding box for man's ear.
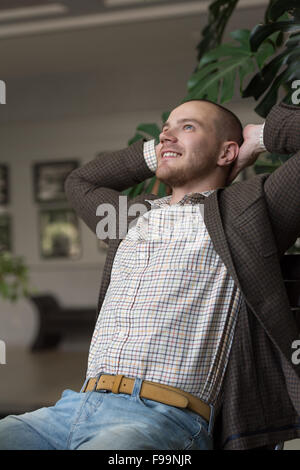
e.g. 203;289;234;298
217;141;239;168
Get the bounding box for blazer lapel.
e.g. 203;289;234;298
203;189;241;289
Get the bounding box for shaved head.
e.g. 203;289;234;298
184;99;244;147
156;99;242;198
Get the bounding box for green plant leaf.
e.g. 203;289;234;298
161;111;170;124
205;79;220;102
196;0;240;62
129;181;145;198
220;69;236;102
187;62;219;90
255;41;275;69
268;0;300;21
239;59;255;91
128;123;161;147
243;42;300;100
144;176;157;194
0;281;9;298
136;123;161;139
250;20;300;52
229;29;251;49
198;43;250;67
285;31;300;47
157;182;167;198
242;50;287;99
128;133;145;146
187;27;283;105
254;61;300;116
186;55;254;104
0;251;32;302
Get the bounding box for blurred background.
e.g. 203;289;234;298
0;0;298;449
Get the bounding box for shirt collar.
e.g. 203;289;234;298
145;190;216;208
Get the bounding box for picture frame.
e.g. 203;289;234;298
39;208;81;259
0;164;9;205
33;160;78;203
0;213;12;252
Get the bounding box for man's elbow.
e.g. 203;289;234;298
64;170;77;204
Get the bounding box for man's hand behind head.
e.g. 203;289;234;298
226;124;266;185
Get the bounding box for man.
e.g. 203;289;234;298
0;99;299;450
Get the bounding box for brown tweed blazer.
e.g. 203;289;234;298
65;102;300;450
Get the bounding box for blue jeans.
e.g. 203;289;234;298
0;377;214;450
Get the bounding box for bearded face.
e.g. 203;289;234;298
156;101;222;188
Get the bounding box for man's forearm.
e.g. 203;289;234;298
64;139;155;234
263;103;300;256
65;139;154;199
264;102;300;155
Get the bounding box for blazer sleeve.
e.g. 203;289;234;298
64;139;155;240
263;102;300;255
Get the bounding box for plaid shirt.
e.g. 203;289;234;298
87;140;242;405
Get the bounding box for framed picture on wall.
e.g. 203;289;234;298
0;164;9;205
33;160;78;203
39;208;81;259
0;213;12;252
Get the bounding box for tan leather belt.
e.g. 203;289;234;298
83;374;210;423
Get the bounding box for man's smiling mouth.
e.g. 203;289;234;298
161;151;182;160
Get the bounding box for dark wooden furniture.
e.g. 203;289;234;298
29;294;96;351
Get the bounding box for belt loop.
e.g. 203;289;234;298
131;377;143;399
112;375;124;394
80;377;89;393
86;377;98;392
82;373;102;393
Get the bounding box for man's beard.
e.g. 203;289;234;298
156;164;197;188
156;147;218;188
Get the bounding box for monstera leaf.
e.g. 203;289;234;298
264;0;300;23
242;4;300;117
196;0;240;64
184;29;275;104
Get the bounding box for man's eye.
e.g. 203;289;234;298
183;124;194;130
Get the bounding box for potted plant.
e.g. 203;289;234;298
0;251;33;302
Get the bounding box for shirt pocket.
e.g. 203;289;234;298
148;234;221;273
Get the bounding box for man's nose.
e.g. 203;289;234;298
159;128;178;143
